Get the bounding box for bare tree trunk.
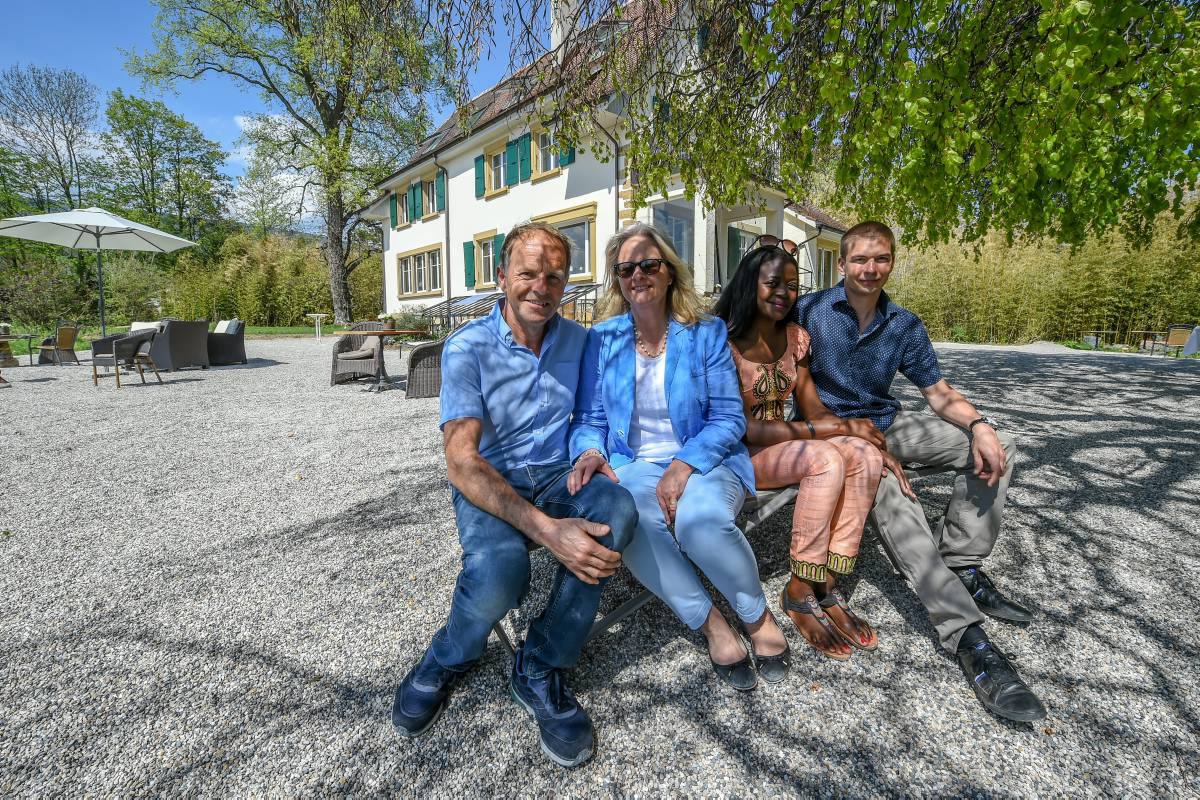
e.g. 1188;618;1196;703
324;192;353;324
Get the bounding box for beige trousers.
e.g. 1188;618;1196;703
869;411;1018;652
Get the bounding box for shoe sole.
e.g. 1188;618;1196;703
392;695;446;738
509;682;594;768
968;682;1047;723
978;606;1034;624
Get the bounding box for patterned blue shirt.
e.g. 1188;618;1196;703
439;301;587;472
791;281;942;431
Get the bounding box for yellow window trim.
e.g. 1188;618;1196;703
393;221;411;232
533;202;598;277
532;202;598;227
531;166;561;184
472;230;502;287
483;185;508;200
473;228;499;241
420;211;441;222
395;243;443;260
397;288;444;300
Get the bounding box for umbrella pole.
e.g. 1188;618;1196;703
96;246;107;338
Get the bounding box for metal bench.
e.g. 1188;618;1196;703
490;464;951;656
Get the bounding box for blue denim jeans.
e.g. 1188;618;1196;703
429;462;636;678
615;460;764;630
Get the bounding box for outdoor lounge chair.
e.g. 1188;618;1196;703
331;322;385;386
404;338;445;399
37;322;81;366
90;329;162;388
208;319;248;366
1151;324;1194;356
148;319;210;371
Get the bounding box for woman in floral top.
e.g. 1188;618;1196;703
714;241;915;660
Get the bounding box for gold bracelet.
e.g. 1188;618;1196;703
574;448;604;465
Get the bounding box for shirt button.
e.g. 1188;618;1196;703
617;429;625;436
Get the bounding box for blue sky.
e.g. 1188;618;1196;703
5;0;509;181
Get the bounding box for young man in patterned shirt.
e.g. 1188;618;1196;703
792;220;1046;723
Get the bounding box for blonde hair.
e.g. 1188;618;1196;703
596;222;708;325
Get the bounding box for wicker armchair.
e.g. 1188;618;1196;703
90;329;162;388
37;322;81;365
404;338;445;399
208;319;248;366
331;321;385;386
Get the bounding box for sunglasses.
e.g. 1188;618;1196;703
614;258;667;279
751;234;799;256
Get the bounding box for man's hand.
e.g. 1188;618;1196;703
657;459;695;524
970;425;1006;487
841;418;887;450
879;449;917;501
537;517;621;585
567;452;618;495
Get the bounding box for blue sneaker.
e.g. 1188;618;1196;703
391;649;462;737
509;650;595;767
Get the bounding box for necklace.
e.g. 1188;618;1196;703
633;320;667;358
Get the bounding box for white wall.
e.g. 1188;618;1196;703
380;125;622;313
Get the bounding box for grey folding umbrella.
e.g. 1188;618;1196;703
0;207;195;336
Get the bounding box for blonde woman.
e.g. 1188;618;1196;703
567;223;790;690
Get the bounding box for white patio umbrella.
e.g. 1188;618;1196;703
0;207;195;337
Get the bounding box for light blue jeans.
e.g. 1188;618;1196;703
614;459;765;630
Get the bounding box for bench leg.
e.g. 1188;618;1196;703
492;618;517;656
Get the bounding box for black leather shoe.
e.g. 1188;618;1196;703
957;640;1047;722
710;646;758;691
954;567;1033;623
391;649;461;737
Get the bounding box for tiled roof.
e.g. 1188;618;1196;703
785;201;848;233
377;0;670;189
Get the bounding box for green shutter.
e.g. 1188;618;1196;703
415;181;424;216
435;170;446;212
474;155;485;197
407;184;416;221
463;241;476;289
493;233;506;272
727;225;742;281
389;193;398;227
505;140;519;187
560;144;576;165
518;134;532;181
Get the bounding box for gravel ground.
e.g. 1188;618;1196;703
2;338;1198;797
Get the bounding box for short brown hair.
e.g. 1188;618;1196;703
499;221;572;271
840;221;896;259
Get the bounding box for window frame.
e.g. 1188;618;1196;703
396;245;444;299
531;202;599;282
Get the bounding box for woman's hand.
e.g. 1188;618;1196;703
568;452;618;495
879;449;917;501
657;459;695;524
841;417;887;450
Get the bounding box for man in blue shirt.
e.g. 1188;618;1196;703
391;223;636;767
794;221;1045;723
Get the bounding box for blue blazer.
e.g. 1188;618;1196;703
569;313;756;496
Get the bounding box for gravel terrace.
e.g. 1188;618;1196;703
1;338;1198;797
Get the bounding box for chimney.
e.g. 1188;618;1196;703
551;0;581;60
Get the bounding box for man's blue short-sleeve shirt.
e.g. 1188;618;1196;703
439;301;587;471
791;281;942;430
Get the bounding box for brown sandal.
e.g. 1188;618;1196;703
818;587;879;651
779;589;851;662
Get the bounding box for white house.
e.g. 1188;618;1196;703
363;7;846;318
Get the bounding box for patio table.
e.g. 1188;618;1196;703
0;333;35;367
306;313;329;341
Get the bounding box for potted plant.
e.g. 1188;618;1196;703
377;312;396;331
